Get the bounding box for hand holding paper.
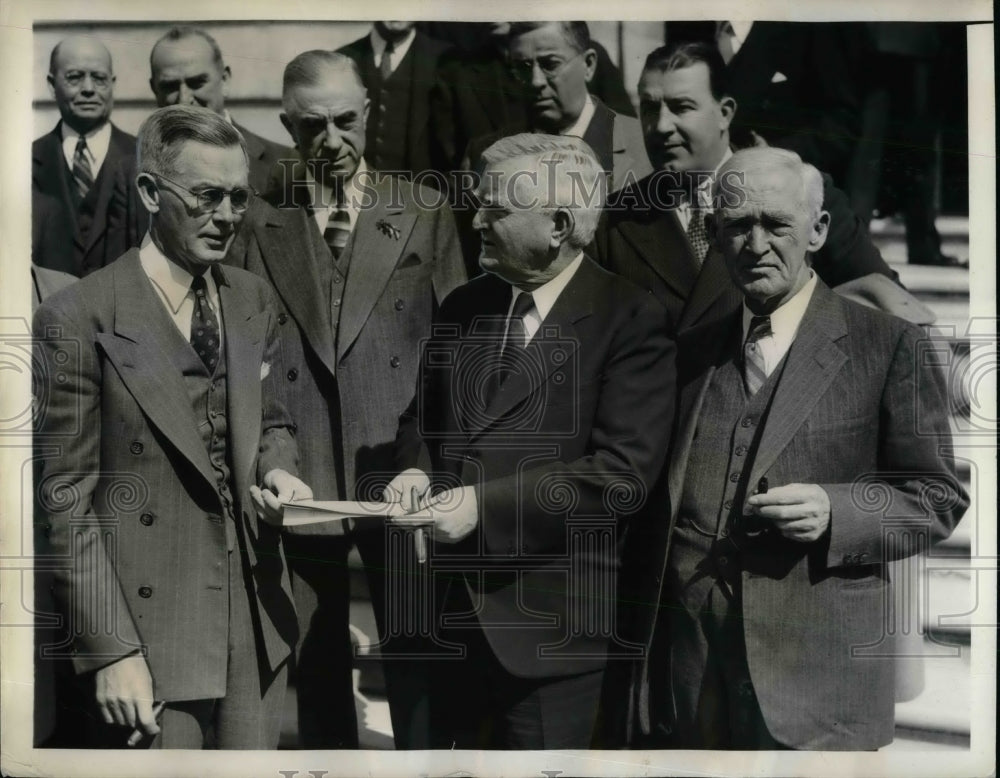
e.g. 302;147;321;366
252;469;313;526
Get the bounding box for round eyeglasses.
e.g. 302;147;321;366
152;173;255;214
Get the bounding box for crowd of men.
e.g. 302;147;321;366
32;21;967;752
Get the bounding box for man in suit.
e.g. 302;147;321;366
386;133;676;749
595;42;898;335
33;36;136;276
338;22;451;180
640;147;966;750
228;50;466;749
33;105;310;749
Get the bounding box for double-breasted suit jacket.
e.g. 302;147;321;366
32;122;137;276
33;250;299;702
395;257;677;679
639;281;967;750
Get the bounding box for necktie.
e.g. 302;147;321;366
743;315;772;396
72;136;94;200
190;274;221;373
489;291;536;401
379;39;396;83
686;206;711;267
716;21;738;64
323;202;352;261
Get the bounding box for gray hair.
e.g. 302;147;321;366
151;26;225;71
714;146;823;218
137;105;247;178
281;50;364;108
480;133;606;248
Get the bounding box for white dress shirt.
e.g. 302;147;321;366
504;253;585;347
370;26;417;75
561;94;597;139
60;121;112;177
308;159;370;234
675;146;733;232
140;235;224;348
740;270;817;377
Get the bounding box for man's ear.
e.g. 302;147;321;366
582;48;597;84
135;172;161;215
550;207;575;248
221;65;232;100
808;210;831;254
279;113;297;147
46;73;56;100
718;95;737;130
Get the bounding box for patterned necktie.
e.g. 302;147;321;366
686;206;711;267
743;315;772;396
190;274;221;373
323;202;352;261
72;136;94;200
379;39;396;83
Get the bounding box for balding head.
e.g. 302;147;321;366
279;51;369;184
47;36;115;133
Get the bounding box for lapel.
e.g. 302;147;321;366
337;178;417;359
33;126;79;259
745;282;849;486
95;250;216;490
677;245;737;330
81;124;129;256
233;121;264;165
218;270;270;531
253;203;338;377
581;98;616;174
465;260;599;442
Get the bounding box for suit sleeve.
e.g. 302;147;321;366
255;285;299;481
822;323;967;567
812;173;900;287
430;199;468;305
33;301;144;674
478;297;677;555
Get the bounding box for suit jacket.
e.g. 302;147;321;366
228;171;466;512
339;30;451;177
234;122;293;195
394;258;676;679
31;263;76;312
33;250;299;702
32;122;136;276
639;281;967;749
594;169;899;334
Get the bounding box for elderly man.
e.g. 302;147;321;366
387;134;675;749
227;50;465;749
640;147;967;750
33;36;136;276
595;42;899;335
34;105;310;749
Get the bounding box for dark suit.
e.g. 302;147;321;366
32;122;136;276
595;170;898;334
394;257;676;747
33;250;299;746
639;281;966;749
339;31;451;177
228;170;466;748
234;122;293;194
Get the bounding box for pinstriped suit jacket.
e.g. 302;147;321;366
33;250;299;702
640;280;967;749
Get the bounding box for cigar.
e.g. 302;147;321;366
126;700;165;747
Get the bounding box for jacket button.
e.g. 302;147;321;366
278;313;288;325
717;555;729;567
843;554;854;565
287;368;298;381
724;500;733;510
129;441;144;455
394;298;405;311
138;586;153;598
741;417;754;428
390;356;401;368
729;473;740;483
735;446;747;456
139;513;155;526
333;298;341;307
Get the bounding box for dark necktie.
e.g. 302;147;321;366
190;274;220;373
323;201;352;261
379;39;396;83
72;136;94;200
487;291;536;404
685;205;711;267
743;315;772;396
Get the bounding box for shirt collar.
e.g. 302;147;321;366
369;26;417;64
561;94;596;138
139;233;224;314
512;252;584;321
742;270;817;343
60;120;112;159
728;21;755;45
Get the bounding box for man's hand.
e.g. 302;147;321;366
747;483;831;542
94;654;159;737
381;468;431;511
251;469;314;526
392;484;479;544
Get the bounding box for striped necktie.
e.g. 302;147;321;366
379;39;396;83
743;315;772;395
323;203;352;261
72;136;95;200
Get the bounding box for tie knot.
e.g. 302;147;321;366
746;315;772;343
384;39;396;54
511;292;535;319
191;273;209;295
75;136;89;153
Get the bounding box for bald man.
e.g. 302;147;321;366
33;36;137;276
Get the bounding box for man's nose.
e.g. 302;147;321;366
212;195;240;224
529;61;548;90
746;224;770;255
471;207;485;230
177;84;197;105
323;123;344;153
655;105;677;136
79;74;96;94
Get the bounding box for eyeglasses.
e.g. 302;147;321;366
509;51;585;83
152;173;255;214
61;70;112;89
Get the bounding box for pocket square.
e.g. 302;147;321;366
397;253;422;269
771;71;788;84
260;361;271;380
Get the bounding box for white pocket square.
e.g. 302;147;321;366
771;71;788;84
260;361;271;380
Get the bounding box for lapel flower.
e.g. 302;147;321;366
376;218;401;240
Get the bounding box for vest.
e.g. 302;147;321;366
67;155;111;249
366;46;415;172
